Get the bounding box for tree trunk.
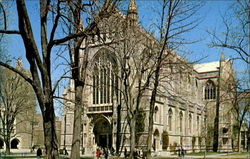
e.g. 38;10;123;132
247;126;250;152
43;102;59;159
213;109;219;152
146;54;161;159
213;61;221;152
116;104;121;154
146;90;156;159
70;84;83;159
129;116;136;159
5;137;10;155
237;128;241;152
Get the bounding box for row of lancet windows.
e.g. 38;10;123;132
168;109;201;133
92;49;216;105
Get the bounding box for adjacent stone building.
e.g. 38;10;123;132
0;61;61;152
0;112;61;152
60;0;235;155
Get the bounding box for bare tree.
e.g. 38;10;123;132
66;1;118;158
208;0;249;64
145;0;202;158
117;30;156;158
52;1;119;158
230;81;250;152
0;0;118;158
0;64;36;155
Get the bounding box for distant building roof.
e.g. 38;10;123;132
194;61;219;73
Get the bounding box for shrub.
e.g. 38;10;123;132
170;142;178;154
192;136;196;152
162;130;169;150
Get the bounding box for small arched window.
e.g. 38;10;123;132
168;109;173;131
154;106;159;123
197;116;200;133
204;80;216;100
179;111;183;133
189;114;192;133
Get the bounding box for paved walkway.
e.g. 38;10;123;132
156;153;250;159
82;153;250;159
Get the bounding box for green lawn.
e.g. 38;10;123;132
230;152;250;155
0;156;44;158
0;156;94;159
185;151;225;156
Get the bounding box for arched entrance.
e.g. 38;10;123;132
11;138;19;149
153;129;160;151
93;117;112;148
0;138;4;149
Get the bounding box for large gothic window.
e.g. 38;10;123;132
204;80;216;100
92;50;117;105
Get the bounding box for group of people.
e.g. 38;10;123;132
124;148;144;159
178;147;185;157
96;147;109;159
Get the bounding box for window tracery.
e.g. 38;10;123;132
92;50;117;106
204;80;216;100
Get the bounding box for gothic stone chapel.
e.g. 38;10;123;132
61;0;235;155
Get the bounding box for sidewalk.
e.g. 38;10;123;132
157;153;250;159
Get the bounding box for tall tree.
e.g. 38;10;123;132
208;0;249;151
0;0;117;158
0;63;36;155
231;81;250;152
64;1;118;158
208;0;249;64
145;0;202;158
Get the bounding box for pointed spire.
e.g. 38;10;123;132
79;18;84;32
16;58;23;68
129;0;137;11
220;51;225;62
127;0;138;26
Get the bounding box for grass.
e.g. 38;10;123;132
230;152;250;155
0;156;44;159
0;155;94;159
185;151;225;156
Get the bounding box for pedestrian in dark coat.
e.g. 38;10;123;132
37;148;42;157
104;148;109;159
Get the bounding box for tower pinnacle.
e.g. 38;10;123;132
220;51;225;62
127;0;138;26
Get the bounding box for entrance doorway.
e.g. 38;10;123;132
0;138;4;149
11;138;19;149
93;117;112;148
153;129;160;151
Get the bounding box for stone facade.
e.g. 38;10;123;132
0;113;61;152
60;0;235;155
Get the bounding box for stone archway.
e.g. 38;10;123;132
93;117;112;148
0;138;4;149
11;138;19;149
153;129;160;151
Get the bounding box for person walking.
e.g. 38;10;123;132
104;147;109;159
96;148;101;159
181;147;185;157
124;147;127;158
37;147;42;158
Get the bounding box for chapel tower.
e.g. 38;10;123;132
127;0;138;26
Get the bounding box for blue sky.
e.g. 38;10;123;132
1;0;249;114
4;0;246;71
